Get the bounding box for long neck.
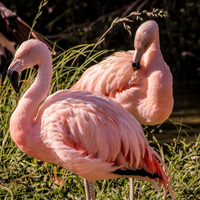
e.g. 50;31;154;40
144;31;162;65
10;59;53;145
141;32;173;124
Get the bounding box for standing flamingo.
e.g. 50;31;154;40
0;2;53;82
7;39;174;200
72;20;174;126
71;20;174;199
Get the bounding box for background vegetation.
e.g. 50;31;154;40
0;0;200;199
2;0;200;66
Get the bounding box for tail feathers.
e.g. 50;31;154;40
112;148;174;200
143;148;174;200
152;149;174;200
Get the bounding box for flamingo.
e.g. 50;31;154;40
72;20;174;126
0;2;53;82
71;20;174;199
7;39;174;200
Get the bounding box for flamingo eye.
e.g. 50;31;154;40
17;52;28;59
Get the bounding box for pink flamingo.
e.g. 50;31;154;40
72;20;174;126
7;39;174;200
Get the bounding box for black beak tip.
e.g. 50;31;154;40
7;70;20;93
132;61;140;71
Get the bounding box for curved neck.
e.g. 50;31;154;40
12;59;53;128
145;31;161;60
142;32;165;74
136;32;173;124
150;31;160;51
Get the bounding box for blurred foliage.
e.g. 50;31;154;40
1;0;200;73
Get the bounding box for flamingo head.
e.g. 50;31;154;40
132;20;159;71
7;39;52;93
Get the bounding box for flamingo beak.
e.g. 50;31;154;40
132;61;140;71
7;59;22;93
132;49;143;71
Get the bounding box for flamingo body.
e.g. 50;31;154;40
72;21;174;125
8;39;174;199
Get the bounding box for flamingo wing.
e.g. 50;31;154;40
38;90;147;165
72;51;139;98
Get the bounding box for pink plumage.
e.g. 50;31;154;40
7;39;174;199
72;20;174;125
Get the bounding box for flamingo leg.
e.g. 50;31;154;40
84;179;96;200
129;178;135;200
